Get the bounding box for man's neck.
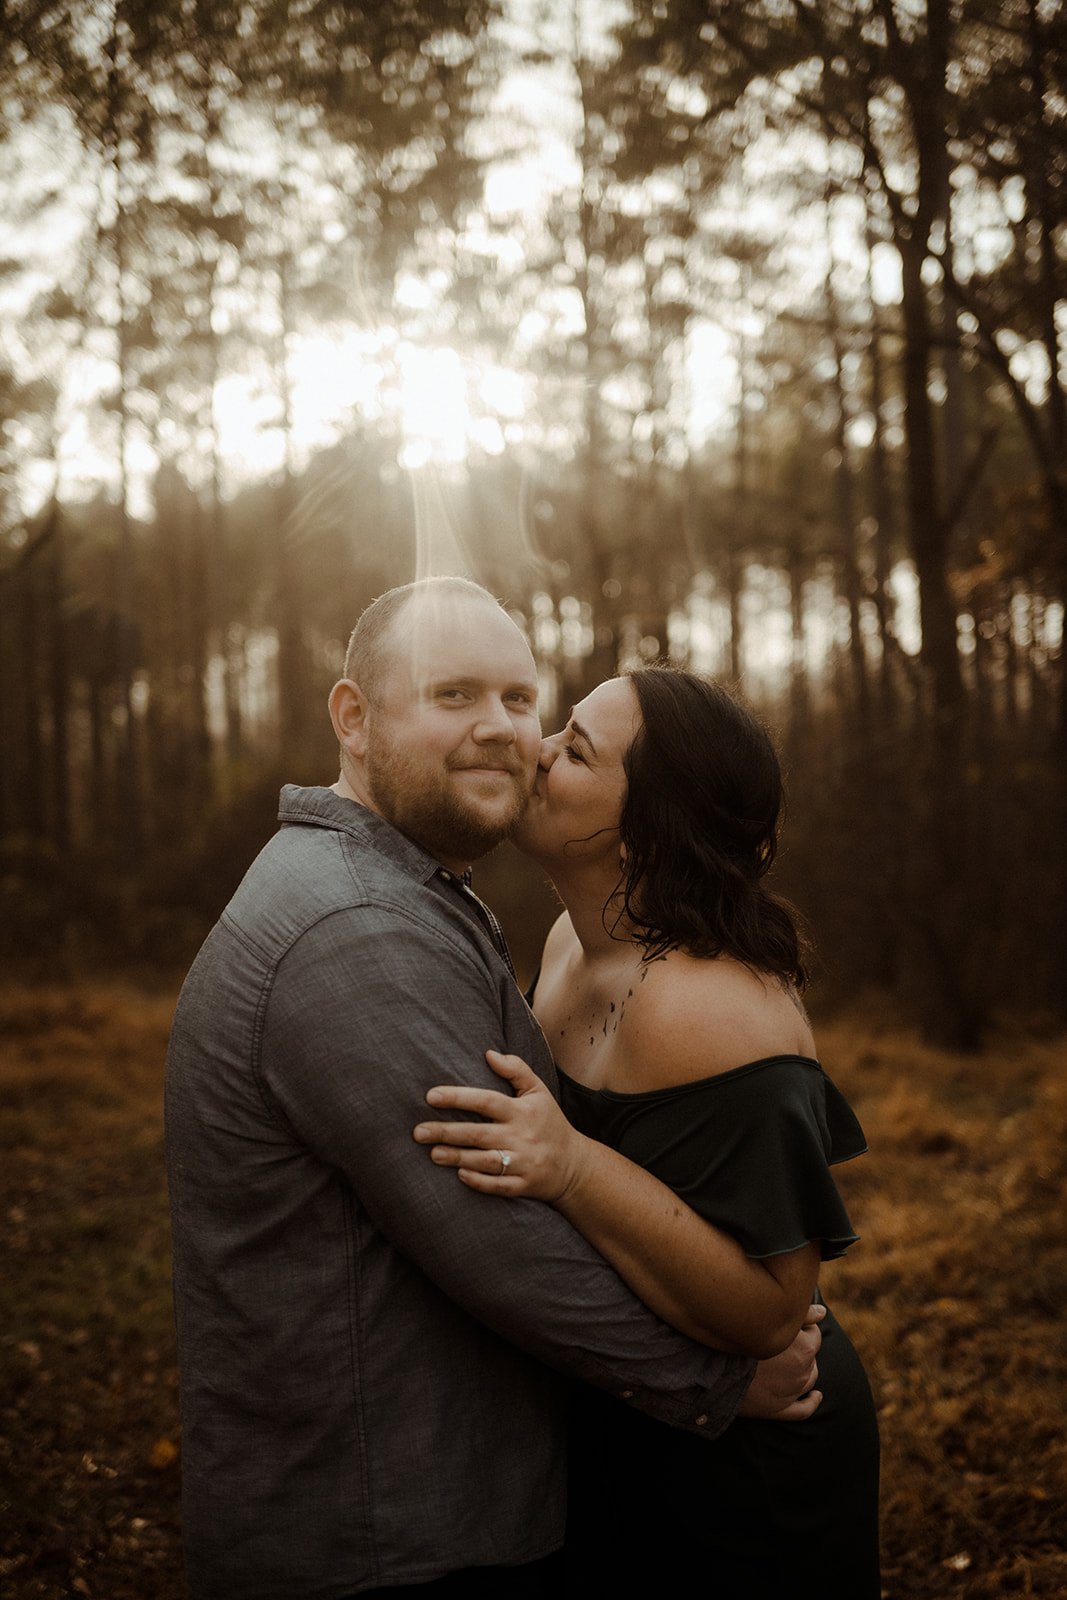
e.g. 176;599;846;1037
330;775;471;878
332;773;368;807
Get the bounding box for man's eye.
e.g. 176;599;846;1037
564;745;585;763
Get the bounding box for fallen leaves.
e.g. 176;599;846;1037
148;1436;178;1470
1;986;1065;1599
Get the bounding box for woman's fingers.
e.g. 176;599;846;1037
455;1168;523;1194
414;1118;503;1149
419;1055;543;1129
424;1084;512;1116
422;1141;526;1195
413;1056;573;1203
428;1143;514;1174
484;1049;540;1091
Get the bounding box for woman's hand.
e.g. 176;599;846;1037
737;1304;825;1420
413;1050;585;1202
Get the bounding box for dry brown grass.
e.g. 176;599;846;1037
817;1012;1067;1597
0;983;181;1600
1;982;1065;1598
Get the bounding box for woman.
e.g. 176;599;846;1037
413;669;880;1597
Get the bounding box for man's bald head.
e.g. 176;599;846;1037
343;577;503;702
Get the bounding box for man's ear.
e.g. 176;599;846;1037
328;678;371;759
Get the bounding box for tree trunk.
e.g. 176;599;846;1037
274;250;306;758
18;565;44;836
897;228;965;736
1024;0;1067;739
825;191;870;729
727;272;749;686
571;0;618;694
202;92;243;766
863;199;899;725
107;19;142;867
45;497;70;850
786;538;809;745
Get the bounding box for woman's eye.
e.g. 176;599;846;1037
564;745;585;763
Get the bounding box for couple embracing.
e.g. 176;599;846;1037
165;576;880;1600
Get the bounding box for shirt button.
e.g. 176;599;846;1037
695;1414;709;1426
621;1390;633;1400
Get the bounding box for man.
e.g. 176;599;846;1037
166;577;821;1600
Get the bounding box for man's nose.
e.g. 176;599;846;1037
472;698;517;742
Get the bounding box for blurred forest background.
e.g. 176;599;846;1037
0;0;1065;1048
1;5;1066;1598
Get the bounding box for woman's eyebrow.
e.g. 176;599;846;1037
570;718;597;756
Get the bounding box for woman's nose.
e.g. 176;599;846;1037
538;735;562;770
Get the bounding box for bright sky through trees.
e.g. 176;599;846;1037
0;0;1050;552
2;0;1064;1060
0;3;771;517
0;0;1062;672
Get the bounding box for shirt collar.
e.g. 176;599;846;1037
277;784;447;887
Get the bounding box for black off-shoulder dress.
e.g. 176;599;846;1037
558;1055;881;1600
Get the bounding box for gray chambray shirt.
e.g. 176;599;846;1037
165;785;755;1600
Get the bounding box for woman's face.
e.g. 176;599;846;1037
512;676;641;868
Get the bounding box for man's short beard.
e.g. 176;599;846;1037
365;743;532;865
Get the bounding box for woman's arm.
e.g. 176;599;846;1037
415;1051;819;1360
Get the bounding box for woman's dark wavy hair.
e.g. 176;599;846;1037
616;667;808;989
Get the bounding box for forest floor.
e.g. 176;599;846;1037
0;980;1065;1599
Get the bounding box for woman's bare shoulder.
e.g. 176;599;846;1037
621;949;815;1089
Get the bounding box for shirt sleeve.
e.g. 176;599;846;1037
258;902;755;1441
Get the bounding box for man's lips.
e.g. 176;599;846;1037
450;760;523;777
452;768;521;783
